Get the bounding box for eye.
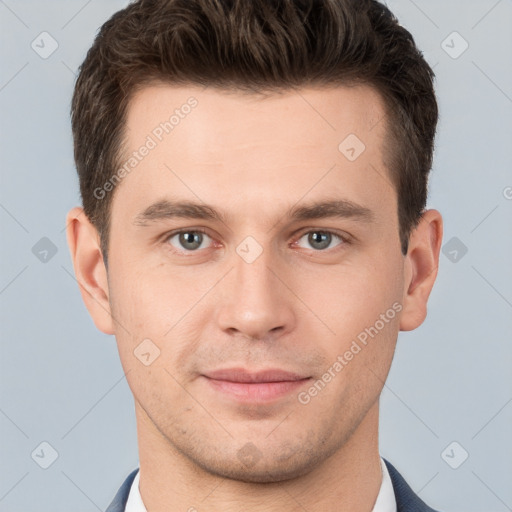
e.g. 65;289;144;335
166;229;213;252
295;230;346;251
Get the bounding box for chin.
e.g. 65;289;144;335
187;441;330;484
199;458;315;484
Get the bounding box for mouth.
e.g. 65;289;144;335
202;368;312;403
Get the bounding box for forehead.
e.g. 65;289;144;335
112;83;394;225
124;82;387;152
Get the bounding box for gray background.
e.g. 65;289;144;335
1;0;511;510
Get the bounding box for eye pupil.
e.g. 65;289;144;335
308;231;331;250
179;232;203;250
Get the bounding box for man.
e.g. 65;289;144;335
66;0;444;510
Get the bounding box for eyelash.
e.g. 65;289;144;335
163;228;212;254
162;228;352;255
292;229;352;253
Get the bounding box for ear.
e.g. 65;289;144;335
399;209;443;332
65;207;115;335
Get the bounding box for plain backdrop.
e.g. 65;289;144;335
1;1;511;511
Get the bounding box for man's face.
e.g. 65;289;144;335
106;84;407;481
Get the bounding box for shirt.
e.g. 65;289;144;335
125;456;397;512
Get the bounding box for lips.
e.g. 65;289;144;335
203;368;309;383
202;368;311;402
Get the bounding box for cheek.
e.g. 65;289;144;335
289;250;403;407
107;260;209;377
292;250;403;341
108;254;200;330
297;300;399;424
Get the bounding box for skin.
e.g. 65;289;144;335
66;84;442;511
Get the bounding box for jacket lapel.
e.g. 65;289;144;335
383;458;441;512
105;468;138;512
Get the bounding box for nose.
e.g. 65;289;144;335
215;248;297;341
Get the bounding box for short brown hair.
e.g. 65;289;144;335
71;0;438;264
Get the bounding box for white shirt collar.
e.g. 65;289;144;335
374;457;397;512
125;468;145;512
125;456;396;512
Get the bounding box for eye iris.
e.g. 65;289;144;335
308;231;331;250
179;232;203;250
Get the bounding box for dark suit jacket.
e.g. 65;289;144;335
105;458;441;511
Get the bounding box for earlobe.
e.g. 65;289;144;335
65;207;115;335
399;209;443;332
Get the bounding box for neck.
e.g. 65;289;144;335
135;401;383;512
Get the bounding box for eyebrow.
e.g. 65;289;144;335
134;200;225;226
133;198;376;226
289;200;375;223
